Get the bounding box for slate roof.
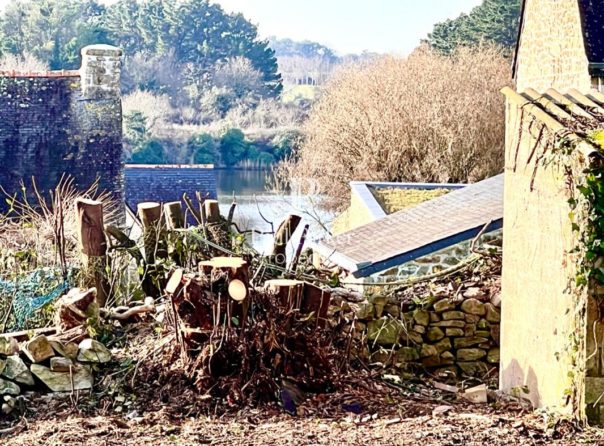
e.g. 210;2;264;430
515;0;604;77
316;174;504;278
579;0;604;66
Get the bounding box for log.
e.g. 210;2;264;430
204;199;221;223
54;287;99;332
272;215;302;268
100;297;156;321
75;198;109;306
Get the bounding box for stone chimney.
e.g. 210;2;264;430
79;44;123;99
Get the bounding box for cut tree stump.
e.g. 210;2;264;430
265;279;304;310
264;280;331;327
138;202;168;297
301;283;331;328
164;201;184;230
75;198;109;306
55;287;98;332
204;200;221;223
199;257;250;324
163;201;185;265
272;215;302;268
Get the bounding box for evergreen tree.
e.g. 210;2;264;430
426;0;521;54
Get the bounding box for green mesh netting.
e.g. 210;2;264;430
0;267;73;330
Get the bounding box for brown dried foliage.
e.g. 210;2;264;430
275;45;512;210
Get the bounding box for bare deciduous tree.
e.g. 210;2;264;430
275;44;511;210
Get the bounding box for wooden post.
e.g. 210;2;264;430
75;198;109;307
137;202;167;264
164;201;184;230
204;199;221;223
272;215;302;269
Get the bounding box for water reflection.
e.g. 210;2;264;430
215;169;333;255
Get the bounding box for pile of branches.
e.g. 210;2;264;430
139;264;354;411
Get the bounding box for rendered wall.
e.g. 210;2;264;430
0;45;123;211
515;0;591;92
500;97;580;415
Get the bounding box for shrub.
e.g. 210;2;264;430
0;51;48;71
275;44;511;210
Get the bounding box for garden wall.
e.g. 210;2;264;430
0;45;123;211
333;283;501;380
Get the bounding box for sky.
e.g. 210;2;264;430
0;0;483;55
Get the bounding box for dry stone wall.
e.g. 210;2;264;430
331;283;501;380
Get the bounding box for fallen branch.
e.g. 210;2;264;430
100;297;156;321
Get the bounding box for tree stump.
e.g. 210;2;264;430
138;202;168;297
163;201;184;230
55;288;99;332
199;257;250;326
264;279;305;310
272;215;302;268
204;200;221;224
75;198;109;306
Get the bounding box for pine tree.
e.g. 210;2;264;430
426;0;522;54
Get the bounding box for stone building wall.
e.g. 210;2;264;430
370;229;502;282
333;285;501;380
124;164;217;211
515;0;591;92
0;45;123;212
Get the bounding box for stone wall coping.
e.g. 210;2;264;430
125;164;215;169
0;70;80;78
81;44;123;57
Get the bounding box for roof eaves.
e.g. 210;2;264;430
351;219;504;278
312;241;371;273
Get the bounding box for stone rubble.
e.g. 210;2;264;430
0;335;111;398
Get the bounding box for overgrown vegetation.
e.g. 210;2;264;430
275;44;511;210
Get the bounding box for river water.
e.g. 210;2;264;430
215;169;334;255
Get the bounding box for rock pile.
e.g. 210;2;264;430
0;334;111;412
331;262;501;380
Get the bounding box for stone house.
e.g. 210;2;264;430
515;0;604;92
